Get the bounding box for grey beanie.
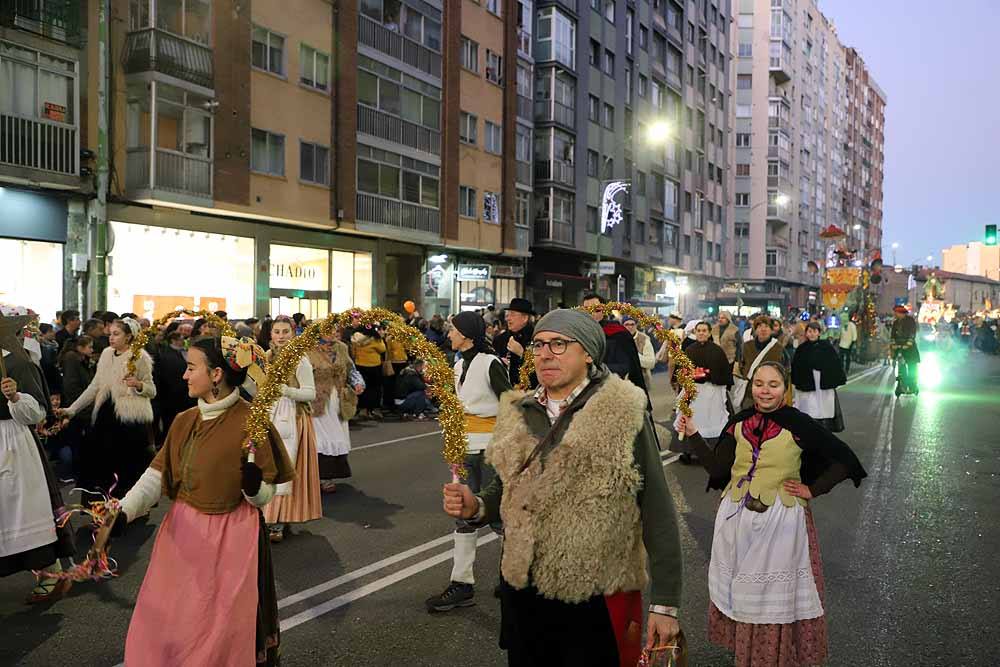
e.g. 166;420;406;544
534;309;606;371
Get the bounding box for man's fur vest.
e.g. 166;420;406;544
486;374;648;603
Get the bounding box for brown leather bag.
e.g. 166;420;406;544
339;386;358;421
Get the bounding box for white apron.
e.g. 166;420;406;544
270;395;298;496
0;416;57;558
708;496;824;625
674;383;730;439
312;391;351;458
793;370;836;419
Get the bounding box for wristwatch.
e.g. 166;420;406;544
648;605;679;618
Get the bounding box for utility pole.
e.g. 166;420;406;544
93;0;111;312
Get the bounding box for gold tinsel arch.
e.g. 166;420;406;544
243;308;467;477
126;308;237;375
518;302;698;422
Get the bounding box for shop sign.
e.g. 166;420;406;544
458;265;491;281
269;244;329;292
585;261;616;276
43;102;66;122
492;264;525;279
545;279;564;288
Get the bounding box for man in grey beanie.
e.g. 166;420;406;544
442;309;683;665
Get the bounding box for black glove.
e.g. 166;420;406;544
242;460;263;497
109;511;129;538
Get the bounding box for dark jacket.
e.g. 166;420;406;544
60;350;95;408
601;321;648;393
494;322;535;387
395;367;428;398
152;344;196;436
791;340;847;391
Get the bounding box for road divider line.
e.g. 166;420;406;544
845;365;886;385
353;430;443;451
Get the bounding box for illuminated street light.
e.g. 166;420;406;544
775;193;790;207
853;224;862;231
646;121;672;145
891;242;899;249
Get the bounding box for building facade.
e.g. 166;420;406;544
943;241;1000;282
842;47;885;261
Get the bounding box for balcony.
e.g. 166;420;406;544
123;28;214;90
535;159;574;188
356;192;441;235
767;143;791;163
665;157;680;179
516;160;532;186
539;0;577;15
1;0;81;45
534;100;575;128
534;217;574;246
517;95;533;122
358;15;441;79
0;112;78;177
769;40;792;84
358;104;440;156
514;225;531;254
666;68;682;93
764;265;786;278
126;147;212;203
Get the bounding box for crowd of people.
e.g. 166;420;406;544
5;292;987;666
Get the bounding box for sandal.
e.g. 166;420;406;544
25;577;72;605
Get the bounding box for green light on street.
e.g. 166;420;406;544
920;351;943;390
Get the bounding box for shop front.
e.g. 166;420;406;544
268;243;373;319
0;187;68;322
420;255;526;316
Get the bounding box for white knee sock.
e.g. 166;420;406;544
449;531;478;585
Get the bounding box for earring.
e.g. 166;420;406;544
212;381;220;398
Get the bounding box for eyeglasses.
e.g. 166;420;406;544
530;339;579;355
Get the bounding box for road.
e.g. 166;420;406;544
2;351;998;666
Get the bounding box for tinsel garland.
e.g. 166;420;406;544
127;308;236;376
244;308;468;478
518;302;698;421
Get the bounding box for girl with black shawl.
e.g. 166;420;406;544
677;362;866;667
791;321;847;432
673;322;733;460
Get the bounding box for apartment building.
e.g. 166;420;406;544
943;241;1000;282
843;47;885;260
729;0;859;314
0;1;88;322
527;0;734;314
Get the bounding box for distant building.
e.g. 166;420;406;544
942;242;1000;281
877;266;1000;315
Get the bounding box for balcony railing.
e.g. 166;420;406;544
358;15;441;79
666;68;682;92
765;265;786;277
356;192;441;235
516;160;532;186
534;100;575;128
123;28;214;89
0;113;77;175
126;147;212;199
540;0;577;15
357;104;440;156
535;159;574;187
1;0;81;45
517;95;533;122
534;217;574;245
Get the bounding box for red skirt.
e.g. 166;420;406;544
707;508;828;667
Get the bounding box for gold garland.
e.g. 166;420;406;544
127;309;237;375
518;302;698;419
244;308;468;476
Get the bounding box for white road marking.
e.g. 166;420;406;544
845;365;886;385
352;429;443;451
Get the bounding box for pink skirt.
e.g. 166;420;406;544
708;508;829;667
263;414;322;525
125;500;260;666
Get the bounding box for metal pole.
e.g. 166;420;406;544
94;0;111;312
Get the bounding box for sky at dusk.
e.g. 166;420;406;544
819;0;1000;267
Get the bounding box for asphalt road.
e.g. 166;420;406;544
2;351;998;666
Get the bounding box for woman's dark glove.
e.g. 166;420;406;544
242;460;264;496
109;511;129;538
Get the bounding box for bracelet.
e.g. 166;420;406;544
648;605;679;618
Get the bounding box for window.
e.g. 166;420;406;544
400;167;439;207
299;141;329;185
587;150;599;177
588;95;600;122
517;0;532;55
460;111;478;144
736;163;750;177
637;170;646;196
736;132;750;147
651;81;663;109
459;186;477;218
485;120;503;154
300;45;329;91
603;157;614;179
736;74;752;90
665;180;678;220
486;0;502;16
252;26;285;76
587;206;599;233
358;56;441;129
683;234;691;254
625;8;634;54
624;63;632;100
737;14;752;28
486;49;503;84
639;25;648;50
589;39;600;67
516;124;531;162
516;190;531;227
735;252;749;267
536;7;576;68
738;42;752;57
736;104;751;118
638;74;647;97
461;37;479;72
715;243;722;261
735;222;750;237
735;193;750;207
604;1;616;22
357;158;399;198
603;49;615;77
251;128;285;176
1;42;77;125
602;103;614;129
483;192;501;224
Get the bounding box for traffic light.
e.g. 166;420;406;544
987;224;998;246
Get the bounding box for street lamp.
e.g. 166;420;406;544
646;120;673;145
891;242;899;266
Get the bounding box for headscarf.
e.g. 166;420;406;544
120;317;141;338
452;311;487;346
220;336;267;385
533;309;606;378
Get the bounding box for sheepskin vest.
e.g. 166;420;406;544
486;374;648;603
87;346;155;424
308;343;350;417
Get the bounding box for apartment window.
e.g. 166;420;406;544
684;190;692;212
603;49;615;77
736;74;752;90
401;169;439;207
252;26;285;76
735;193;750;207
460;111;478;144
602;103;615;129
736;163;751;177
603;157;614;179
587;150;599;177
483;192;501;224
715;243;722;261
357;159;399;198
251;128;285;176
736;133;750;147
651;81;663;109
717;129;724;146
638;74;648;97
736;104;751;118
459;186;477;218
536;7;576;69
299;141;329;185
587;205;599;233
665;224;678;249
486;50;503;84
589;39;600;67
624;63;632;100
735;222;750;237
685;150;693;170
486;0;502;16
735;252;749;267
588;95;600;122
1;42;77;125
665;180;678;220
738;42;752;57
625;8;634;54
683;234;691;254
357;59;441;130
485;120;503;154
300;45;330;91
516;190;530;227
604;1;615;22
516;124;531;162
461;37;479;72
639;25;648;50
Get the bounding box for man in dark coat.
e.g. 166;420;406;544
890;306;920;395
581;294;648;395
493;298;536;387
152;330;195;443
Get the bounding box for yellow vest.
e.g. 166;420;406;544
723;424;807;508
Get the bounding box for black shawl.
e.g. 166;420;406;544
707;405;867;491
791;340;847;391
685;340;733;387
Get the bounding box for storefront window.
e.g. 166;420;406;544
0;239;63;323
331;250;373;312
108;222;254;318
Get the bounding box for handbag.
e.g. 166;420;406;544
381;357;396;377
338;385;358;421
